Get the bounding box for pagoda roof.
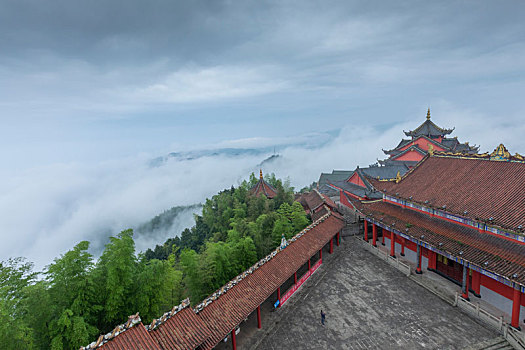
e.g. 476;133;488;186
404;109;454;138
250;170;277;198
383;135;454;156
373;145;525;234
352;199;525;288
383;139;412;155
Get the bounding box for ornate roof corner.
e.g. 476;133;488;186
490;144;510;161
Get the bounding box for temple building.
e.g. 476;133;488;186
249;170;277;199
380;108;479;167
319;110;479;201
342;144;525;330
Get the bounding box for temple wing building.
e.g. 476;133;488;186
343;145;525;330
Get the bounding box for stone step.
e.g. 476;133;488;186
462;336;513;350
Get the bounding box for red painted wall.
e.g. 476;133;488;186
399;137;446;152
347;172;365;187
339;190;352;208
394;150;425;162
481;275;525;306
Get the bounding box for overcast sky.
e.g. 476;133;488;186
2;1;525;166
1;1;525;267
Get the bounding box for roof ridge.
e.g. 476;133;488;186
432;144;525;163
146;298;191;331
81;313;142;350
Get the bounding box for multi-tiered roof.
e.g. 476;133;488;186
380;109;479;167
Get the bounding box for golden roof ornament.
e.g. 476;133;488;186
395;171;402;183
426;108;431;120
428;143;434;156
490;144;510;161
260;169;263;179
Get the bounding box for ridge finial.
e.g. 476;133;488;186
260;169;263;179
426;108;431;120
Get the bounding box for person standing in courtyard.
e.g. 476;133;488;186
321;310;326;325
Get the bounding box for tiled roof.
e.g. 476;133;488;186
318;170;352;186
329;180;382;200
377;155;525;233
353;200;525;287
301;190;325;211
196;213;344;349
378;159;419;167
320;193;337;209
404;110;454;138
96;320;161;350
150;308;211;350
360;164;410;180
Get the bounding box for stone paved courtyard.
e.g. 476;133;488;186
253;239;497;350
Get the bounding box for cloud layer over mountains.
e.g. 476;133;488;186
1;109;524;270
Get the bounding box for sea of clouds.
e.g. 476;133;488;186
1;111;523;271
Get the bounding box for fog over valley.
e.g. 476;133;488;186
1;111;524;270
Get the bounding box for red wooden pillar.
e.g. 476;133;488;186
294;271;297;284
401;238;405;256
336;232;340;246
472;270;481;297
277;287;281;307
364;221;368;241
461;264;470;300
390;230;396;258
308;259;311;270
372;224;377;247
257;305;261;329
416;243;422;274
330;237;334;254
319;248;323;260
511;287;522;329
381;228;386;245
231;329;237;350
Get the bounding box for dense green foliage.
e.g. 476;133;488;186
0;173;309;349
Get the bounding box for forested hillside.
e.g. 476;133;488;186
0;173;310;350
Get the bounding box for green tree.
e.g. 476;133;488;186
93;229;137;330
0;257;36;349
45;241;98;349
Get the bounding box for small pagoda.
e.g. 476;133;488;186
380;108;478;167
250;170;277;199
